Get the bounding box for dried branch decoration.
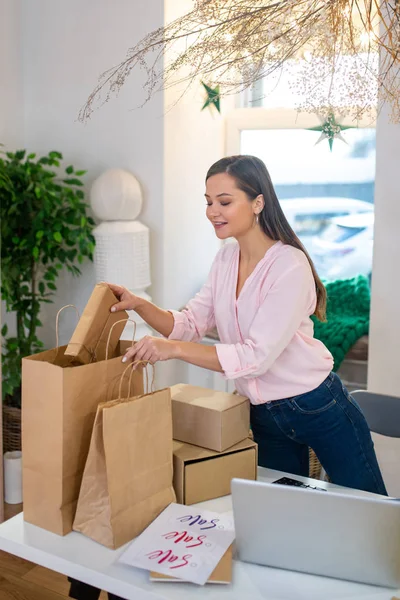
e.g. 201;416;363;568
80;0;400;123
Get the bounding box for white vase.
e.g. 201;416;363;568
90;169;153;341
4;451;22;504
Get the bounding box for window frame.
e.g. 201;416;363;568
225;107;376;155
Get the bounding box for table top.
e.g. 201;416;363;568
0;468;397;600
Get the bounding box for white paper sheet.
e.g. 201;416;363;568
118;503;235;585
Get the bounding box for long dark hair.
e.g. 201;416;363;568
206;155;326;321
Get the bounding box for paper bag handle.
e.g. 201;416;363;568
54;305;85;360
118;360;155;400
105;318;137;361
132;360;156;395
55;305;80;347
55;304;104;362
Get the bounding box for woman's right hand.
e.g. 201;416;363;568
108;283;142;313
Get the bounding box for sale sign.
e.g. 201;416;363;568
118;503;235;585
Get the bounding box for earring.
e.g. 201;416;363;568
255;214;259;225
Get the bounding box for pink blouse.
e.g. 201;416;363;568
168;241;333;404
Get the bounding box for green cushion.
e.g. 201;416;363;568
312;275;370;372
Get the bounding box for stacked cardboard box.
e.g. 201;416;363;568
170;384;258;504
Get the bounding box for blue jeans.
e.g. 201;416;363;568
250;372;387;495
68;578;123;600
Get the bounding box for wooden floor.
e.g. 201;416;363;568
0;504;108;600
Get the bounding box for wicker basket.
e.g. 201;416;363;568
3;406;21;453
309;448;322;480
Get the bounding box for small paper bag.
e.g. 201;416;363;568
65;283;127;364
73;364;176;549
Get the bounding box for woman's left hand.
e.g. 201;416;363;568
122;336;179;365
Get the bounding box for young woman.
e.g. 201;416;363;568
109;154;386;496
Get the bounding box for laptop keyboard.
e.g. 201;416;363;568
272;476;327;492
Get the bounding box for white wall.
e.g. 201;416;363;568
163;86;223;309
0;0;24;148
15;0;165;347
163;0;223;311
161;0;226;384
368;100;400;395
367;6;400;397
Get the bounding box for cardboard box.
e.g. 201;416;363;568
171;384;250;452
65;283;128;364
173;438;257;505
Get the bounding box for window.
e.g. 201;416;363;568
225;108;376;280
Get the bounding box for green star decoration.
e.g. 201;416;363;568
307;112;356;152
201;81;221;113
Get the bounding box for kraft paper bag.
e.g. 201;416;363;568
73;365;176;549
22;341;143;536
65;283;128;364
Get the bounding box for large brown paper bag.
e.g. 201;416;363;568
65;283;128;364
22;326;143;536
73;364;176;549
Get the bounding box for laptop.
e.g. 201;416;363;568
231;478;400;588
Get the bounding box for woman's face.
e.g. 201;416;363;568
205;173;256;240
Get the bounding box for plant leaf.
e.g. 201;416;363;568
62;178;84;187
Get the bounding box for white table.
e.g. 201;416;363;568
0;468;397;600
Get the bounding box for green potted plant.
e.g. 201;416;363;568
0;148;96;451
